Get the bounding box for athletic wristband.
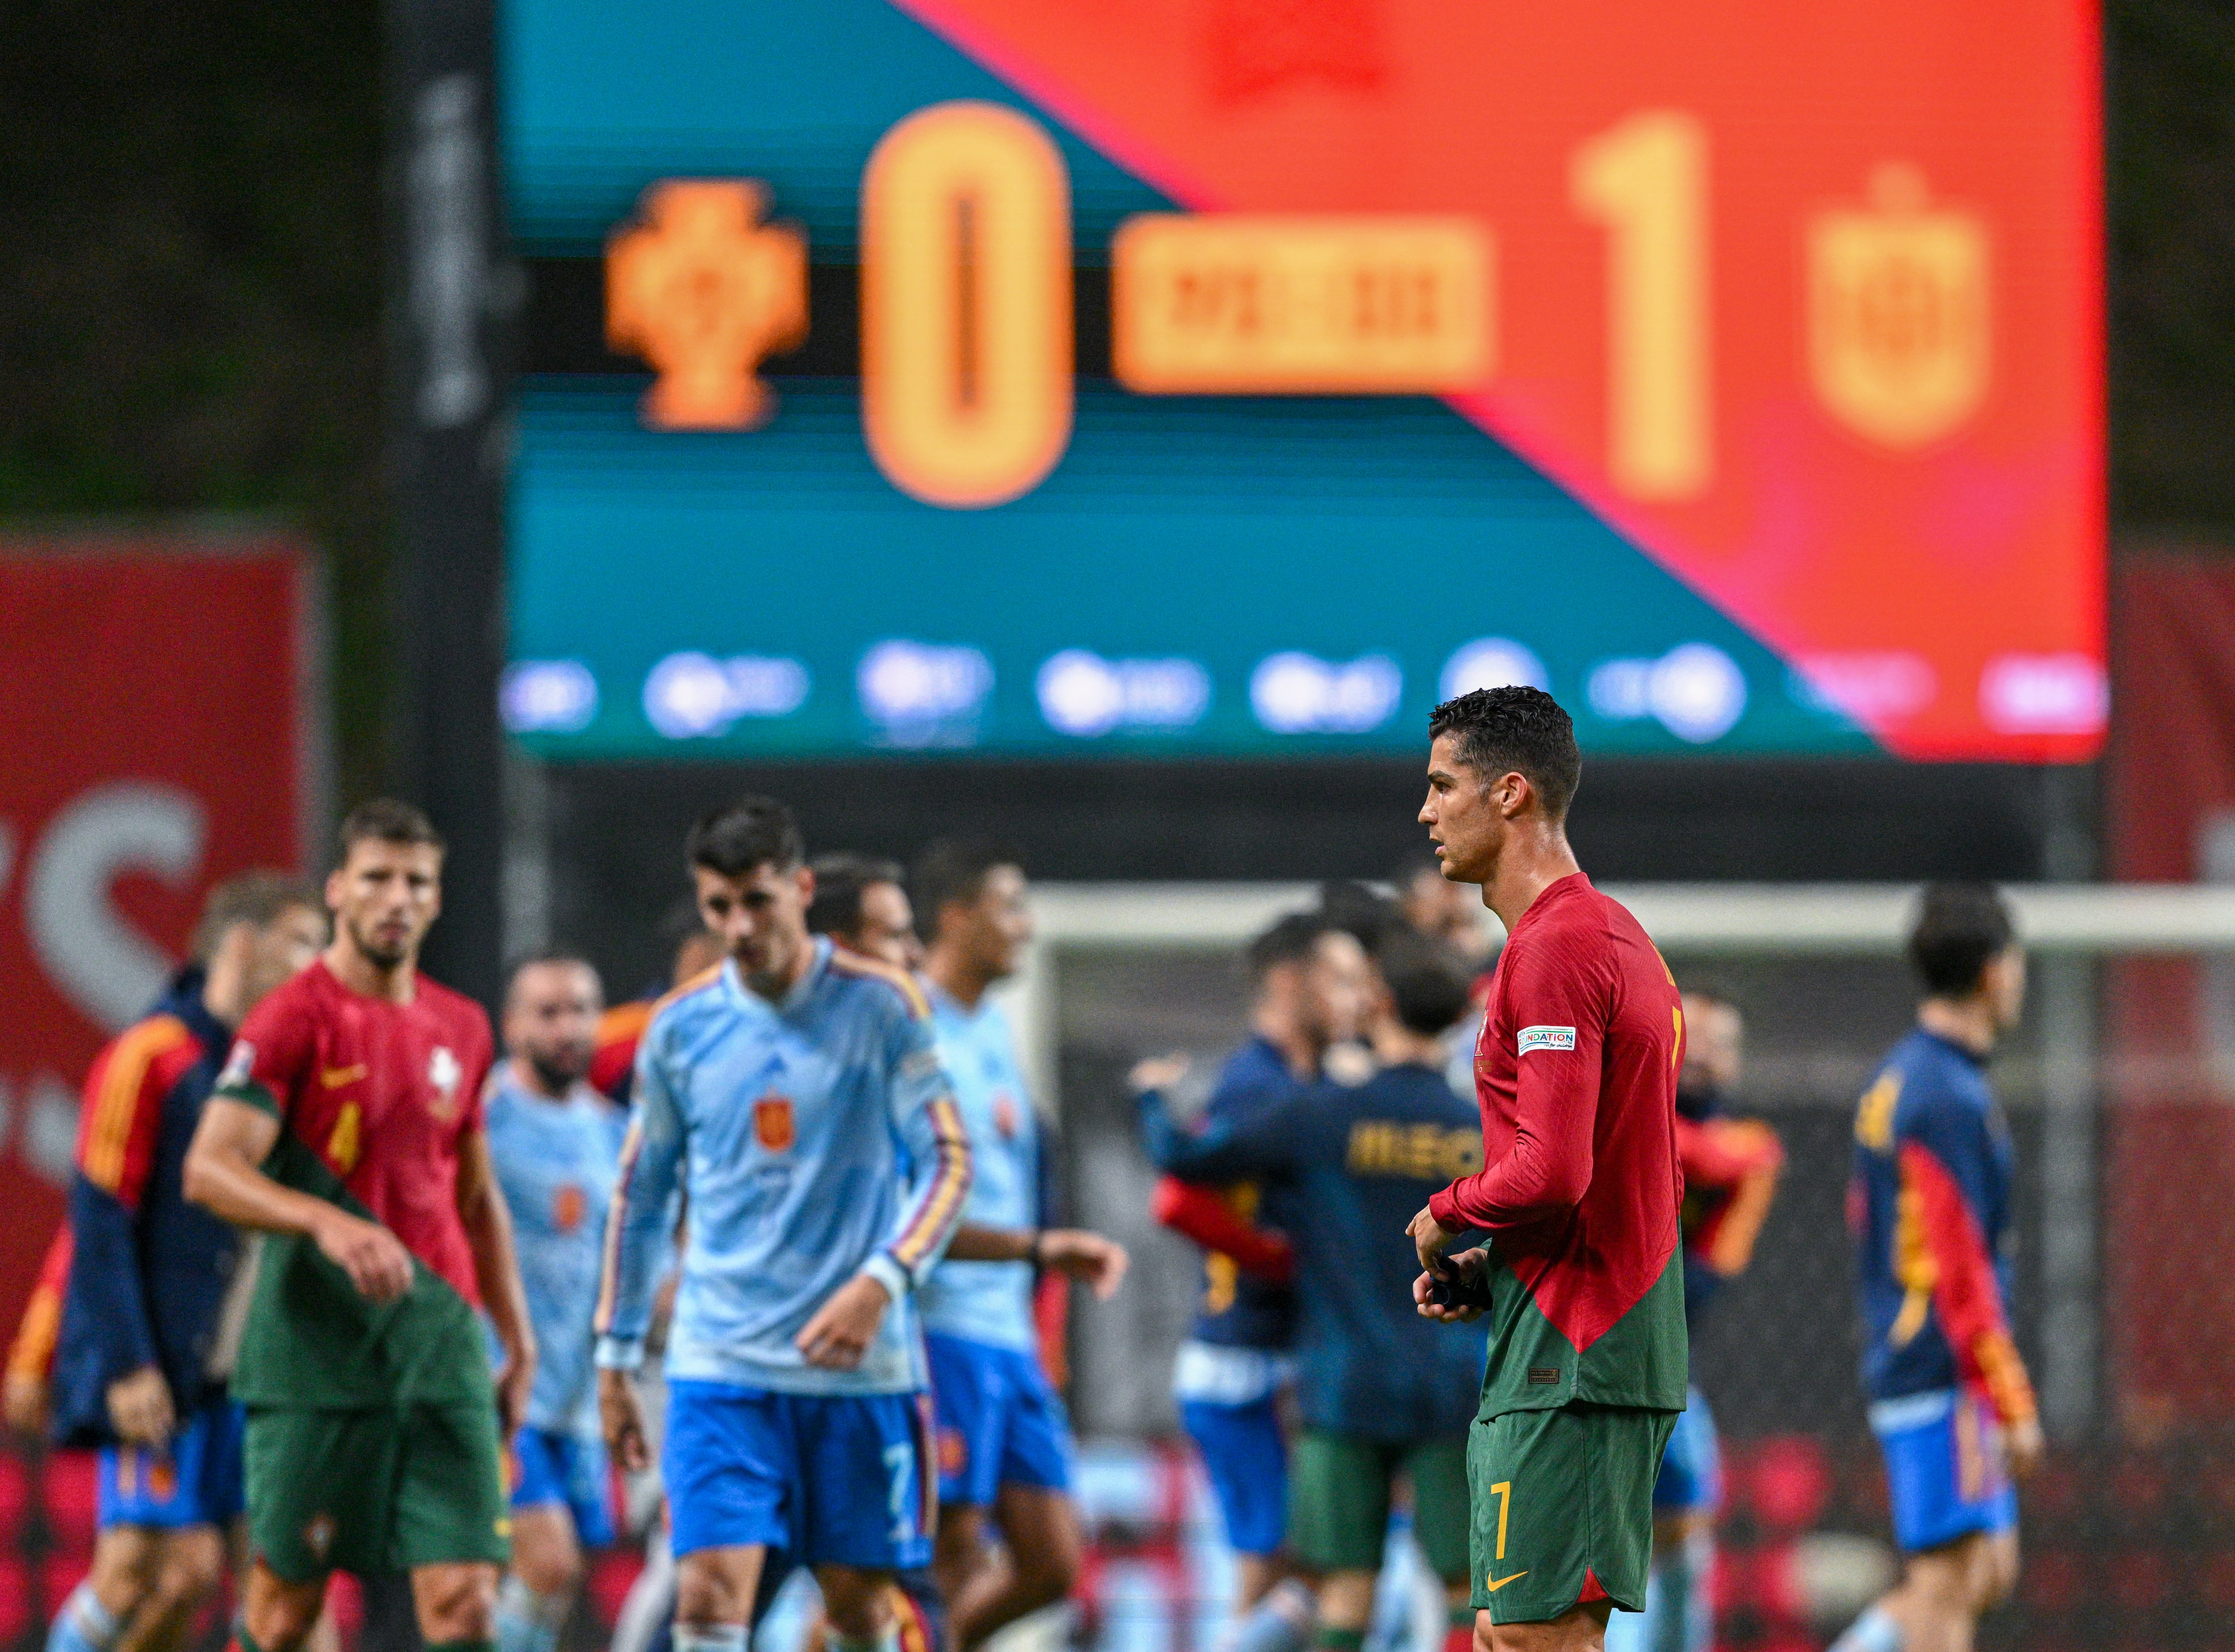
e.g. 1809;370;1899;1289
593;1334;646;1372
860;1253;911;1302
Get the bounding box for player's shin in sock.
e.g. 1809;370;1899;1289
1647;1530;1713;1652
1219;1578;1315;1652
495;1576;571;1652
1826;1605;1904;1652
1439;1601;1477;1652
672;1626;748;1652
1308;1629;1361;1652
48;1582;122;1652
425;1641;498;1652
825;1625;899;1652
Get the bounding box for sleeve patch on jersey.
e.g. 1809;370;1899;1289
218;1041;256;1090
1517;1025;1577;1055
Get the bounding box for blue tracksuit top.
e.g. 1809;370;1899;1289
594;941;972;1395
486;1067;624;1437
917;983;1042;1353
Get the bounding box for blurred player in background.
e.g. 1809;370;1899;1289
592;915;726;1110
184;801;536;1652
1152;912;1371;1651
810;854;924;971
1142;932;1488;1652
595;798;972;1652
1409;687;1687;1652
1829;885;2040;1652
1604;991;1781;1652
41;875;325;1652
910;840;1129;1649
486;954;624;1652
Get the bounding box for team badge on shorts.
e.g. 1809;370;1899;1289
219;1041;256;1089
993;1091;1020;1140
938;1427;968;1478
755;1096;797;1152
304;1512;336;1561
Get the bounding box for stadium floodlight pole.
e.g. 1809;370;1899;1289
385;0;519;1013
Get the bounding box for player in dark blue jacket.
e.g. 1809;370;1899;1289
1143;934;1487;1652
46;874;325;1652
1828;885;2041;1652
1146;911;1371;1634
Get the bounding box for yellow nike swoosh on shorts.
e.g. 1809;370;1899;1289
320;1064;368;1089
1485;1572;1529;1592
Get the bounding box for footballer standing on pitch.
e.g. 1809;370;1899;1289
1408;688;1687;1652
184;801;536;1652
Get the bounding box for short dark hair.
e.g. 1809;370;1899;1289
1376;931;1476;1037
809;853;906;937
192;870;323;963
503;949;601;1005
337;798;444;862
687;796;804;878
1245;911;1334;983
1427;686;1582;819
1907;883;2016;999
1317;880;1404;956
911;839;1021;943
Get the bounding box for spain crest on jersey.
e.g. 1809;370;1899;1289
1807;164;1991;451
753;1094;796;1153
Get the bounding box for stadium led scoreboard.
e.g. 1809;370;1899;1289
501;0;2102;763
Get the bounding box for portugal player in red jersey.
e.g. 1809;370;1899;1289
184;801;536;1652
1406;687;1687;1652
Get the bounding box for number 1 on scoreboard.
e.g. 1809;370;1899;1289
1570;110;1713;502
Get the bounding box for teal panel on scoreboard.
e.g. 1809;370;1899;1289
503;0;1165;253
506;384;1871;759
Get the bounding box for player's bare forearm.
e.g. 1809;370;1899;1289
183;1098;316;1234
183;1097;414;1302
946;1225;1130;1298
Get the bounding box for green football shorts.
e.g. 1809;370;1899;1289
1288;1429;1472;1583
245;1399;511;1581
1467;1403;1678;1624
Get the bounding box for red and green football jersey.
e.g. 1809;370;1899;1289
215;958;496;1408
1428;873;1688;1416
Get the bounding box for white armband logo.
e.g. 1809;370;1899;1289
1517;1025;1577;1056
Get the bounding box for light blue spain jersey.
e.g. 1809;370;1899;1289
594;940;972;1396
486;1068;624;1438
917;985;1041;1353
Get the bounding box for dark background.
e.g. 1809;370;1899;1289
0;0;2214;877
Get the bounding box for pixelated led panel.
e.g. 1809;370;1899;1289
500;0;2102;762
880;0;2104;760
1112;215;1492;394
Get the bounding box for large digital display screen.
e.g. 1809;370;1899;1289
501;0;2102;762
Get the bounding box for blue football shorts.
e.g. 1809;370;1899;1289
511;1425;618;1548
1179;1393;1289;1557
925;1332;1072;1508
1651;1386;1723;1514
98;1399;246;1530
1869;1387;2018;1553
663;1380;936;1569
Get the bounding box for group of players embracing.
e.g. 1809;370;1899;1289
5;683;2045;1652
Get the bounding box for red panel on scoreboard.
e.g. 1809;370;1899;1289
885;0;2104;761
